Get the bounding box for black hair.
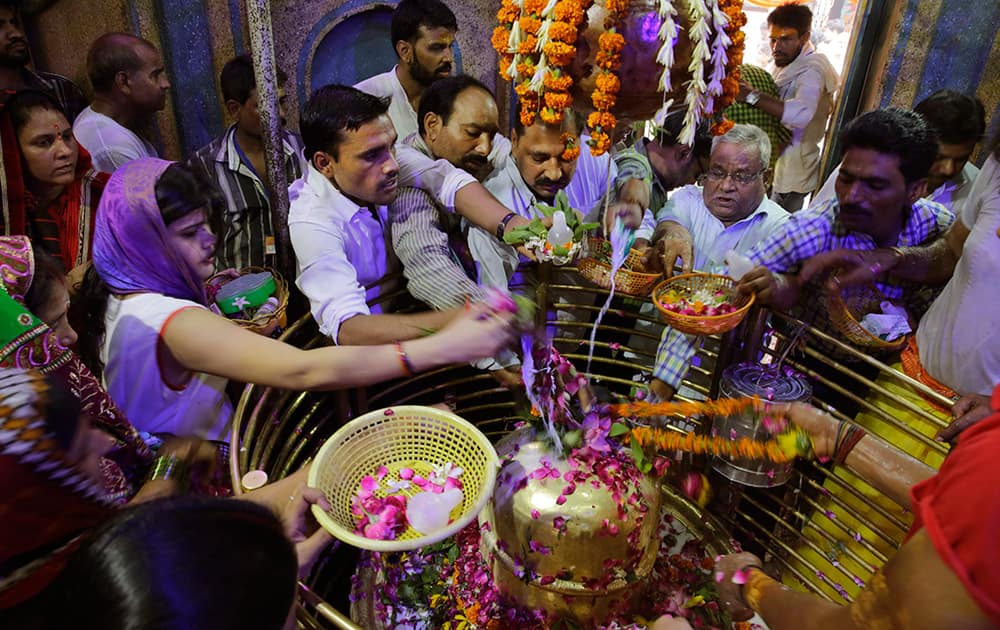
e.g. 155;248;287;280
390;0;458;49
32;496;297;630
417;74;492;136
0;1;20;14
650;109;712;159
74;163;222;379
86;33;155;94
511;97;583;138
300;84;391;161
24;241;66;317
5;89;67;134
838;108;939;184
767;3;812;36
155;162;219;226
219;54;288;105
913;89;986;146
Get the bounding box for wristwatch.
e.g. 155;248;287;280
496;212;517;240
745;90;761;106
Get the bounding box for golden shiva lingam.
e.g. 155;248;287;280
479;342;665;625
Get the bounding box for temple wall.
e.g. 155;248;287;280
864;0;1000;163
24;0;500;161
21;0;1000;163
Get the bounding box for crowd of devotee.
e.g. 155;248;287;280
0;0;997;628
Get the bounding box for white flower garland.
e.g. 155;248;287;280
530;0;559;90
656;0;679;93
679;0;711;145
505;1;525;80
704;0;732;115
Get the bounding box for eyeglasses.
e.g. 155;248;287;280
703;167;766;185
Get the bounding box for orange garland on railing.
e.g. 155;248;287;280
609;396;762;418
629;425;812;464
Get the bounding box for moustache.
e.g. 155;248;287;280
535;177;566;188
436;62;452;74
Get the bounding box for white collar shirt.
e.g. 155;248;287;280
657;184;791;272
288;162;398;343
354;66;419;142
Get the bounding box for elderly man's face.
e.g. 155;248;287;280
702;142;767;225
424;86;498;181
511;123;580;202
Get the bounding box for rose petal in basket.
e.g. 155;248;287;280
652;273;754;335
307;405;498;552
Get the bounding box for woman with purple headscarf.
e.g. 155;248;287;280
75;158;513;441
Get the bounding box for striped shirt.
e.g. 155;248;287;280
388;134;485;310
0;69;88;121
187;125;305;270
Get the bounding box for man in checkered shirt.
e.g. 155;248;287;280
737;108;954;355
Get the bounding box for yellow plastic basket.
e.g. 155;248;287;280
307;405;498;552
652;273;754;335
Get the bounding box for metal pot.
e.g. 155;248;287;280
711;362;812;487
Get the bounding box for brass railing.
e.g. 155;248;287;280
229;268;948;627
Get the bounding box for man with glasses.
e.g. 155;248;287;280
647;124;789;402
737;3;838;212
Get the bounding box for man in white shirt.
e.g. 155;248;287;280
73;33;168;173
648;124;790;401
813;90;986;217
289;85;462;345
737;4;838;212
354;0;457;141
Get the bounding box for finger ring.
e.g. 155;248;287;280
869;262;883;275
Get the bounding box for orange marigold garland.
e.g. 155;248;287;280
628;425;813;464
609;396;762;419
495;0;592;129
560;132;581;161
587;3;628;157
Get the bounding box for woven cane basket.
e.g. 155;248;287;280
826;283;908;352
307;405;498;552
652;273;754;335
206;266;289;336
577;237;662;296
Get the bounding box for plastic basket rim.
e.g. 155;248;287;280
652;273;755;322
307;405;499;552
